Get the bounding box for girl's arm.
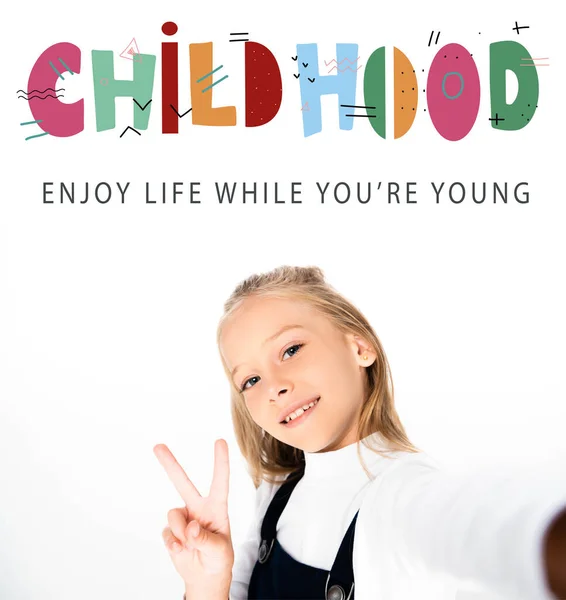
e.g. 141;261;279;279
544;507;566;598
369;454;566;599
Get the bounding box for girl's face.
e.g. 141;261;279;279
219;295;376;453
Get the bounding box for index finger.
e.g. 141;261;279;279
209;439;230;501
153;443;202;505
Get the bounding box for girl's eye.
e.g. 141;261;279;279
283;343;303;360
240;344;303;392
241;376;260;392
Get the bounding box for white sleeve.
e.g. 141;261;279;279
374;454;566;600
229;478;281;600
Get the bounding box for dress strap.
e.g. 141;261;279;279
324;510;359;600
257;462;305;564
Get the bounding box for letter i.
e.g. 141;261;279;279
162;21;179;133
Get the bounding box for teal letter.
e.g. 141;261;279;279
92;51;156;132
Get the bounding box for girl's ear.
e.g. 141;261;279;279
346;333;377;367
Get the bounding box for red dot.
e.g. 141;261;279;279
162;21;178;35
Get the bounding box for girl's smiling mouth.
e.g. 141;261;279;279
280;397;320;427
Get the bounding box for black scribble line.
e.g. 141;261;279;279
170;105;192;118
18;94;65;100
229;32;249;42
133;98;152;111
120;126;141;138
17;87;65;95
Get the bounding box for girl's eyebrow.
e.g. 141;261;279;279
230;324;306;379
263;324;305;346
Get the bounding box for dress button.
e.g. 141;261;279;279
258;538;274;564
258;541;268;562
327;584;345;600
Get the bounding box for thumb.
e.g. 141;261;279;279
185;521;226;555
187;520;201;542
186;521;208;549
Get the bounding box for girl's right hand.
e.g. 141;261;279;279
153;439;235;592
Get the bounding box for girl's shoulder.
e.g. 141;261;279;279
365;448;445;492
253;471;293;516
384;449;443;471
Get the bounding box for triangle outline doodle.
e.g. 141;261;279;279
120;38;140;61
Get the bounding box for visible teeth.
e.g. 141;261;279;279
284;399;318;423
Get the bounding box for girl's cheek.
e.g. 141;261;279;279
245;397;259;416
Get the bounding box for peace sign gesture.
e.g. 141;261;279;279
154;439;234;598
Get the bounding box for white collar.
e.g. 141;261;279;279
303;432;393;480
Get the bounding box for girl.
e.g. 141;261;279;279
154;265;566;600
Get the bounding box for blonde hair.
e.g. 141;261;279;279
216;265;420;488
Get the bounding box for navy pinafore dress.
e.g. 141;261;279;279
248;462;359;600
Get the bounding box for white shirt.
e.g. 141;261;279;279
229;433;566;600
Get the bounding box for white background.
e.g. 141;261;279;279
1;1;565;598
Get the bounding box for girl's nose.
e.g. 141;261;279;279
268;381;293;402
